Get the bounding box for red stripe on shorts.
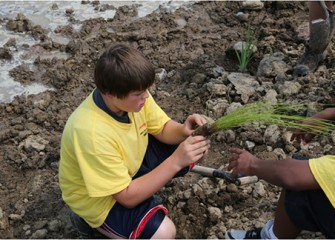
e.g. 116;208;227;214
129;204;168;239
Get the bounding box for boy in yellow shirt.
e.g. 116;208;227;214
59;44;210;239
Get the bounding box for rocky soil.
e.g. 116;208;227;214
1;1;335;238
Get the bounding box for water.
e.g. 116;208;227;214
0;1;195;103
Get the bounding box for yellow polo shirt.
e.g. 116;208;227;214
59;92;170;227
309;155;335;208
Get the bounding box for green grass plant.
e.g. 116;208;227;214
193;102;335;137
235;26;255;73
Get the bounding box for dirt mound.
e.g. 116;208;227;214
0;1;334;238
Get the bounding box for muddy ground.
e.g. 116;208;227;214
1;1;335;239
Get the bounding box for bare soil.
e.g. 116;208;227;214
1;1;334;238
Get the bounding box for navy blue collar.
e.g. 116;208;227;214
93;89;129;123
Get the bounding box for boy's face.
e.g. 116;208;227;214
107;90;149;114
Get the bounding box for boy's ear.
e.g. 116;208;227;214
104;92;114;99
101;92;116;101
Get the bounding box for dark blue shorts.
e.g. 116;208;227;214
100;135;190;239
285;154;335;238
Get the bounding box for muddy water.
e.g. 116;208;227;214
0;1;195;103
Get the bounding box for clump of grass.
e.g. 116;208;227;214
235;26;255;73
193;102;335;137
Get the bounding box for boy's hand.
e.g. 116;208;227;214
171;135;210;169
183;114;207;136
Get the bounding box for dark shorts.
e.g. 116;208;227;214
285;190;335;238
100;135;190;239
100;198;167;238
285;154;335;238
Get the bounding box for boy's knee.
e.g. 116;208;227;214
152;216;176;239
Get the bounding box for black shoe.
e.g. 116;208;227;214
293;46;325;77
70;211;107;239
225;228;262;239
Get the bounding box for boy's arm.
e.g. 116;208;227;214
229;148;320;191
113;135;210;208
155;114;207;145
154;120;187;144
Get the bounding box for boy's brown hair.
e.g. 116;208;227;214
94;44;155;98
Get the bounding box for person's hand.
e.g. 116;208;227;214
183;114;207;136
291;108;335;143
171;135;210;169
228;148;258;178
290;129;315;143
290;118;320;143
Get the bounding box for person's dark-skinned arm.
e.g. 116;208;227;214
310;107;335;121
291;107;335;142
228;147;320;191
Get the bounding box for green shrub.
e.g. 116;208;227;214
235;26;255;72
